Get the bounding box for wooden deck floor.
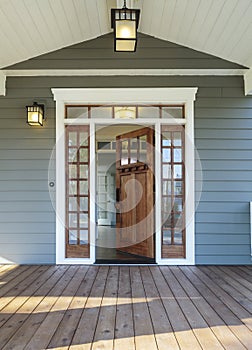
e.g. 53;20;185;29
0;265;251;350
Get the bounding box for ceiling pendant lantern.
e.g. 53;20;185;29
111;0;140;52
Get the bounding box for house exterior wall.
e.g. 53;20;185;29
0;34;251;264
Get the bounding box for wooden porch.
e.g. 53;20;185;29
0;265;251;350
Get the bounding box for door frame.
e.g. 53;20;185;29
52;87;198;265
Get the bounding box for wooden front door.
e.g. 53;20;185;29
116;127;155;259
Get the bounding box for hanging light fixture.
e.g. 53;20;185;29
26;102;45;126
111;0;140;52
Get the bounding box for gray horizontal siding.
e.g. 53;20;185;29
0;34;251;265
6;33;245;70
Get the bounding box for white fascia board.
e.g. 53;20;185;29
3;68;247;77
0;71;6;96
244;68;252;95
51;87;198;105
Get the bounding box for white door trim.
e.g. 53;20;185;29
52;87;198;265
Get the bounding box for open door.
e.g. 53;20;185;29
116;127;155;259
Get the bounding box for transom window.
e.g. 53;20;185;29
65;105;184;119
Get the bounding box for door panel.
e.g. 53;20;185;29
116;127;154;259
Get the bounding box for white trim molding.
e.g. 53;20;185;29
0;71;6;96
0;68;248;96
52;87;197;265
244;68;252;95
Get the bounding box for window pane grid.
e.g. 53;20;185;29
65;126;90;256
65;105;184;119
161;126;185;257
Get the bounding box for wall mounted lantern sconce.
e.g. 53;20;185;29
26;102;45;126
111;0;140;52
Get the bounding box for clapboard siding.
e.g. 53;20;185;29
7;33;244;70
0;34;251;264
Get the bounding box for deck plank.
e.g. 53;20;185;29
150;266;201;350
189;266;252;348
201;266;252;313
114;266;135;350
161;266;224;349
69;266;109;350
140;266;179;350
177;266;246;350
130;266;158;350
24;266;85;350
0;265;251;350
92;266;119;350
2;265;70;350
46;266;94;349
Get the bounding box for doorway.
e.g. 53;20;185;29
95;124;155;264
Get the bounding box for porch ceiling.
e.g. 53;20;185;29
0;0;252;69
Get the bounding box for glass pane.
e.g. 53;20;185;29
162;197;172;215
80;148;88;162
162;181;171;195
162;149;171;163
174;198;183;212
163;229;171;245
138;106;159;118
173;165;182;179
97;141;111;150
69;165;77;178
66;107;89;119
114;106;136;119
69;132;77;146
69;181;77;195
173;132;182;146
174;230;183;245
80;230;88;244
68;148;77;162
91;107;113;119
163;164;171;179
80;214;88;228
162;106;183;119
174;149;182;163
80;197;88;211
80;180;88;195
130;138;138;150
80;165;89;178
130;151;137;164
80;132;89;146
69;214;78;227
174;181;183;195
69;197;78;211
162;132;171;146
140;135;147;150
162;212;172;227
69;230;78;244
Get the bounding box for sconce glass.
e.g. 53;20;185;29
114;106;136;119
111;1;140;52
26;102;44;126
